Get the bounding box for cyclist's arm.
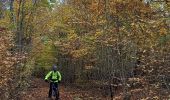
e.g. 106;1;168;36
58;71;62;81
45;71;52;80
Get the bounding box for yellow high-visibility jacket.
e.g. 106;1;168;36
45;71;62;83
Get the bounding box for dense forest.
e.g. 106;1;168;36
0;0;170;100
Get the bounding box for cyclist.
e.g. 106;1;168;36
45;65;62;99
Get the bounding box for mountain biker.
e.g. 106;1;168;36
44;65;62;99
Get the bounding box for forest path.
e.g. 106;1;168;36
20;78;73;100
19;78;110;100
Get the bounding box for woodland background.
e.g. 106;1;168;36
0;0;169;99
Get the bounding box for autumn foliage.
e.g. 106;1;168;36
0;0;170;99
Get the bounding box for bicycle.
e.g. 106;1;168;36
52;82;59;99
47;80;60;100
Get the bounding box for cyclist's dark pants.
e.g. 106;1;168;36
49;82;59;99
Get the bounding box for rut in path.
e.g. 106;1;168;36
20;78;73;100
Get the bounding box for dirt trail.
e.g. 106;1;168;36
20;78;73;100
20;78;110;100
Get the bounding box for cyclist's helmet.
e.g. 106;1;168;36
52;65;57;71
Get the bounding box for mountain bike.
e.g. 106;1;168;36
51;82;59;100
47;81;60;100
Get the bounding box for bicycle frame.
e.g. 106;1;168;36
52;83;57;96
51;82;59;99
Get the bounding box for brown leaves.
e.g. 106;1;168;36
159;27;167;35
0;27;7;32
0;30;16;99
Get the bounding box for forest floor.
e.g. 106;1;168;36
20;78;108;100
19;78;170;100
20;78;72;100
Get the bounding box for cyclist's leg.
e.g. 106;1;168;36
48;82;53;98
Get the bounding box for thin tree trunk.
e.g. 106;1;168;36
16;0;22;52
10;0;15;23
16;0;25;52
